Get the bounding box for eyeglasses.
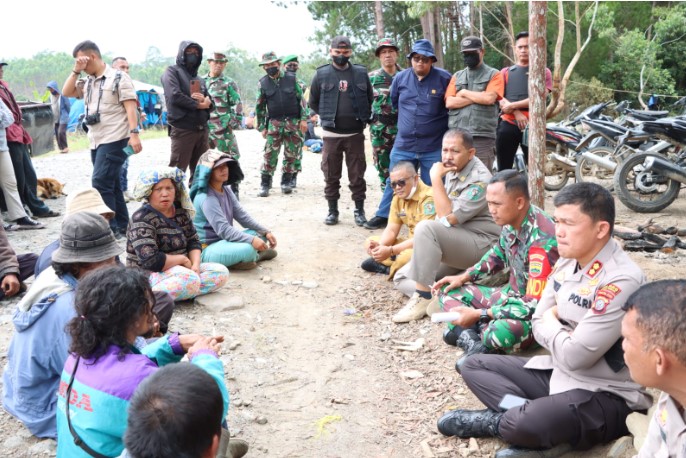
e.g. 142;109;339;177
412;55;431;64
390;178;414;189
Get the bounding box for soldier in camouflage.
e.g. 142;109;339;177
281;54;304;188
255;52;307;197
368;38;401;190
204;52;244;197
432;170;559;370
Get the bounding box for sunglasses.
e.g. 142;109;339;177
390;178;413;189
412;55;431;63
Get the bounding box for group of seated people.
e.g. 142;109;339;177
0;149;278;457
361;128;685;457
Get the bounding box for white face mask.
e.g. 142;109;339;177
405;182;418;200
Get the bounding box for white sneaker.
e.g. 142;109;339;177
392;292;431;323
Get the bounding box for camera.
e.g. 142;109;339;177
84;113;101;125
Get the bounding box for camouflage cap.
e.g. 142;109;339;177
375;38;399;56
258;51;280;66
282;54;299;64
208;52;228;63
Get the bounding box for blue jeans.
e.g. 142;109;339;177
200;230;261;267
7;142;50;216
91;138;129;232
374;147;442;218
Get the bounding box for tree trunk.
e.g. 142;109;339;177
529;1;548;208
374;1;385;39
420;6;444;68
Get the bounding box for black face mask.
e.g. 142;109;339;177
185;54;200;68
333;55;350;66
266;67;280;77
285;65;298;72
463;53;480;69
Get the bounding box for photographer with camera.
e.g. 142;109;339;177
62;40;141;238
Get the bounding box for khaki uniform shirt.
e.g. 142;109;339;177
82;65;137;149
443;157;500;237
388;180;436;238
637;392;686;458
527;239;652;410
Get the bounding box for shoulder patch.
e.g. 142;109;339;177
465;185;485;201
423;202;436;216
592;297;609;315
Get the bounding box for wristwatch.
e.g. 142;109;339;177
479;309;491;323
130;128;140;134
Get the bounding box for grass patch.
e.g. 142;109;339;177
38;128;168;158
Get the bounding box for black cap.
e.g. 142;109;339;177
0;62;8;67
330;36;352;49
460;36;483;52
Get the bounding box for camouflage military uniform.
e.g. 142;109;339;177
255;71;307;175
439;204;559;352
205;73;243;159
369;65;400;188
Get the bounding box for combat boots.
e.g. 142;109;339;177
258;174;272;197
437;408;502;438
455;328;492;374
353;200;367;226
325;200;339;225
290;172;298;189
281;173;293;194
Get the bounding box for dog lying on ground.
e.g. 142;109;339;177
36;178;67;199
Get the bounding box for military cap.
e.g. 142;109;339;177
0;62;8;67
375;38;399;57
330;36;352;49
208;52;228;63
258;51;280;66
282;54;299;64
461;36;483;52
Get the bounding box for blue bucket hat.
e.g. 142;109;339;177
407;39;437;62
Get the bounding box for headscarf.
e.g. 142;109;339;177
189;149;244;201
133;167;195;219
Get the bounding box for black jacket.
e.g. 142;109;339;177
309;62;372;132
161;41;211;130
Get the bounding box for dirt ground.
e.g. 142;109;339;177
0;128;684;457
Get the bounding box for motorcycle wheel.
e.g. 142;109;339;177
575;146;616;191
544;144;569;191
613;152;681;213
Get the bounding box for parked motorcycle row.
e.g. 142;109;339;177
537;98;686;212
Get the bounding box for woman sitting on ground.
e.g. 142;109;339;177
55;266;225;458
191;150;277;270
127;167;228;301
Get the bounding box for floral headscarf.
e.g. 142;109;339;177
189;149;244;201
133;167;195;219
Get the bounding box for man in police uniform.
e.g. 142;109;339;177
445;36;504;171
255;52;307;197
622;280;686;457
367;38;402;190
360;160;435;284
437;182;651;457
205;52;243;197
392;128;500;323
432;170;558;365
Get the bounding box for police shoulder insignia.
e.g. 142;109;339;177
423;202;436;215
586;260;603;278
465;185;485;201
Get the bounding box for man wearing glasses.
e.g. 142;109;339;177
363;39;451;231
361;161;435;290
445;36;504;171
392;128;500;323
309;36;373;226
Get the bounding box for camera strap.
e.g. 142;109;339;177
65;356;109;458
85;77;106;118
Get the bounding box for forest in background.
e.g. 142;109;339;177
2;1;685;116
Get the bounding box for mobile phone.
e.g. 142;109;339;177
498;394;528;411
190;79;201;94
431;312;462;323
123;145;136;156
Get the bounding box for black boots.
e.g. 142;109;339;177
258;174;272;197
437;408;502;438
361;257;390;275
325;200;339;225
354;200;367;226
281;173;293;194
455;328;492;374
291;172;298;189
363;215;388;230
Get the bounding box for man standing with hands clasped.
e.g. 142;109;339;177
62;40;141;237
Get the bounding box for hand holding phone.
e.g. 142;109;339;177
190;79;201;94
498;394;528;411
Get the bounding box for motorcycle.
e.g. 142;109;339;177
613;117;686;212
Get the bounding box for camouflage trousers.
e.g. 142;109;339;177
261;118;303;176
293;130;304;173
369;122;396;188
439;284;534;352
209;131;240;160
